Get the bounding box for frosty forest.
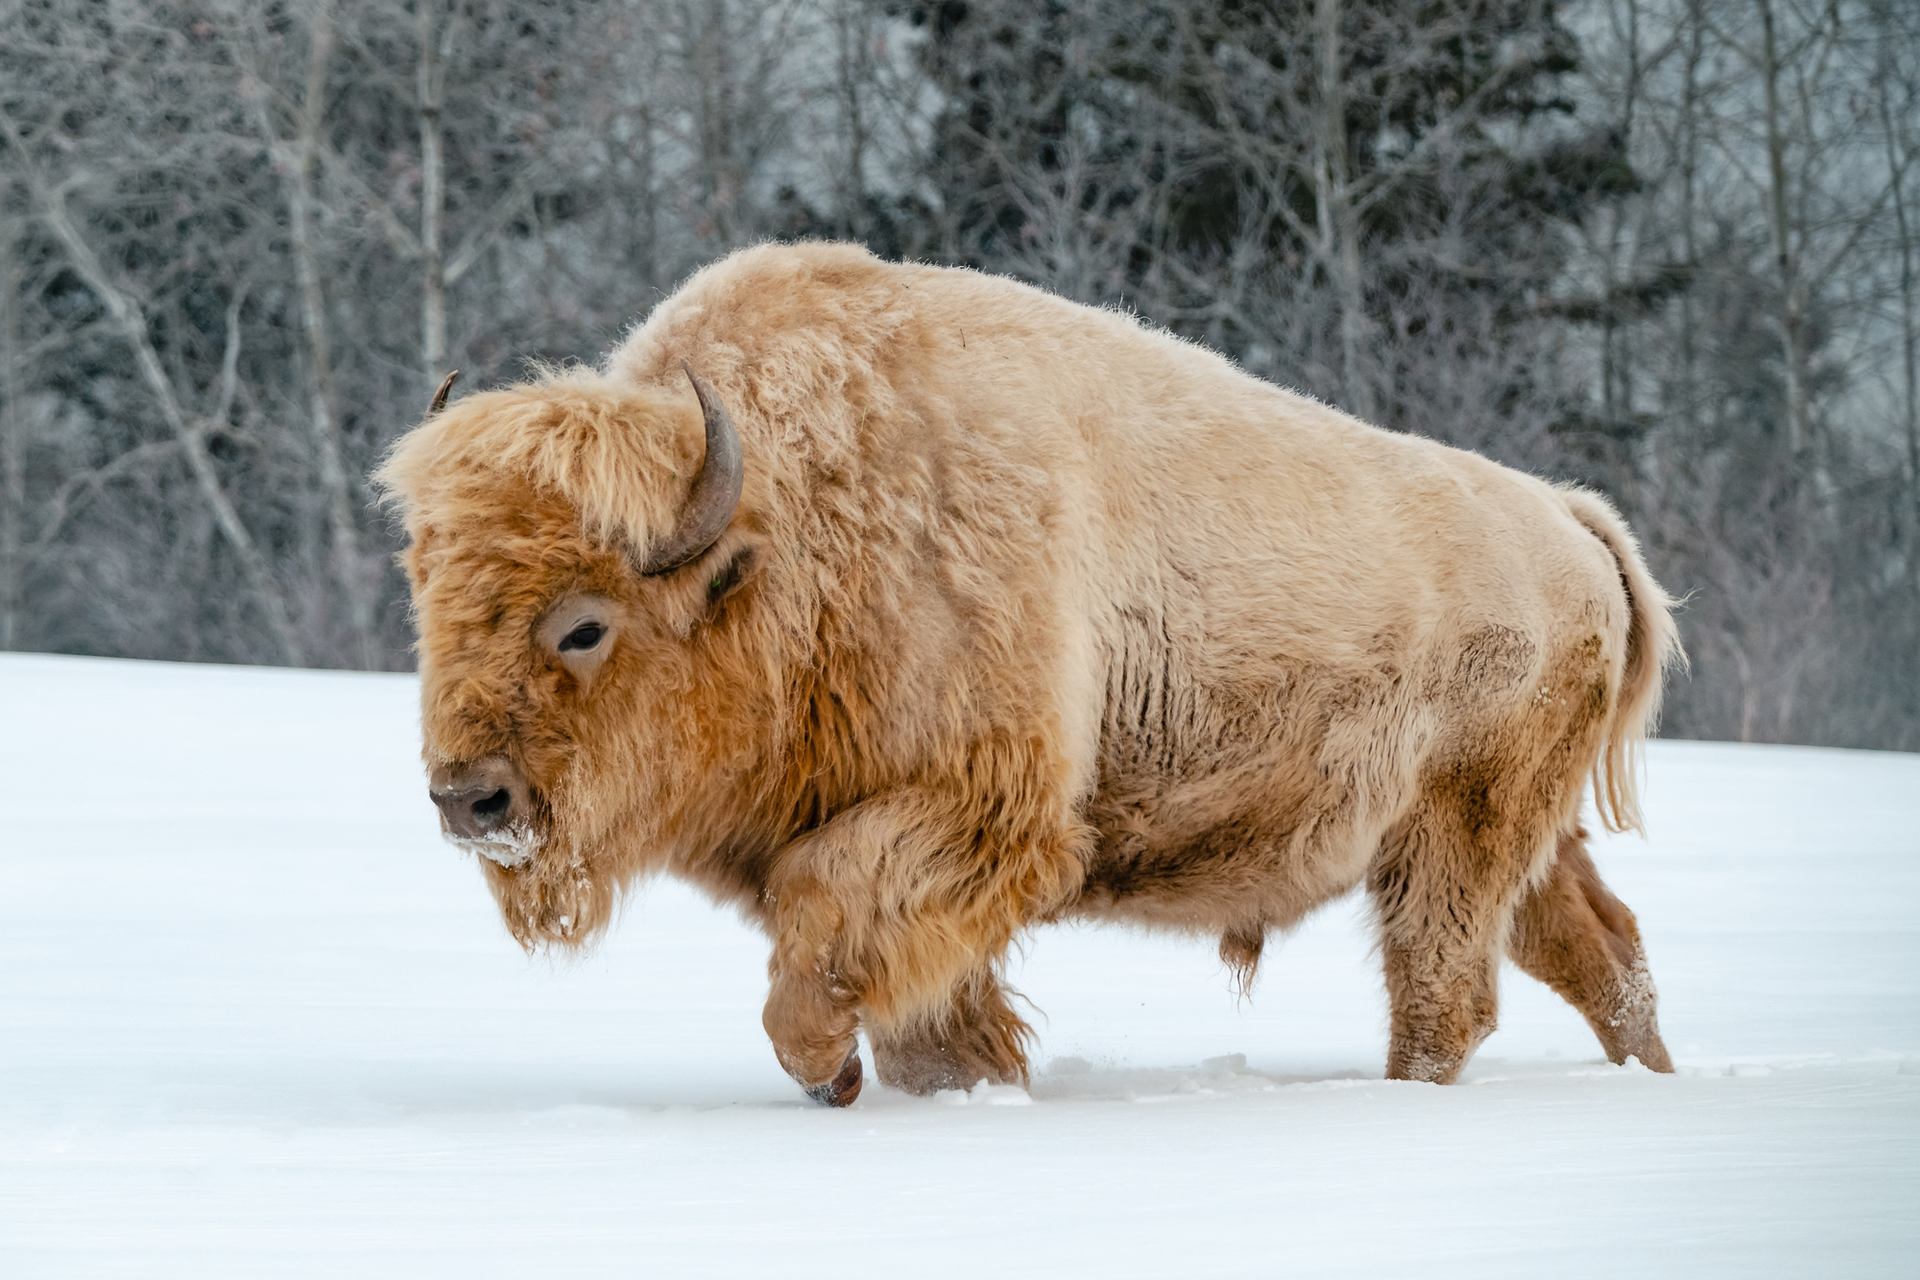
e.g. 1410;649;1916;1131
1;0;1917;751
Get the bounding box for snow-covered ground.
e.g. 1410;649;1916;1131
1;653;1915;1277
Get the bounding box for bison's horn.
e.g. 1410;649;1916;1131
427;369;460;417
637;363;744;576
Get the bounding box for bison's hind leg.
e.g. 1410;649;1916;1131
1509;828;1673;1072
1368;760;1566;1085
868;967;1034;1096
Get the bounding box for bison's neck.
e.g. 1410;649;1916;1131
663;669;882;922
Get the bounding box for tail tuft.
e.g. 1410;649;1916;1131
1558;488;1684;835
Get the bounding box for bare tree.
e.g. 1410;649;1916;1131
0;101;307;664
220;4;381;664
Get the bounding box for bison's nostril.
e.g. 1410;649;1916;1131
471;788;511;826
429;757;528;841
432;782;518;838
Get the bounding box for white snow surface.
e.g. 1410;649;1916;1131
2;653;1916;1276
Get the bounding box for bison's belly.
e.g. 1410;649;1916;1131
1073;732;1411;938
1070;606;1449;936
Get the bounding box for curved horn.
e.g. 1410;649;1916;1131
637;363;743;576
427;369;460;417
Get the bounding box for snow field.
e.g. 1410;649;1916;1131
1;654;1916;1276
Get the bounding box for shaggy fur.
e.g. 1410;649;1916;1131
377;241;1683;1100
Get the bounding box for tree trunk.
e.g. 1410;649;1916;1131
695;0;740;245
287;7;377;667
1313;0;1372;421
833;0;870;240
1877;50;1918;541
418;0;448;378
1758;0;1811;459
1677;0;1703;443
1601;0;1644;432
0;206;21;651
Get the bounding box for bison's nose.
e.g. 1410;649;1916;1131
434;785;512;837
429;756;528;840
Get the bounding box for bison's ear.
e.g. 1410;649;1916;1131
701;543;759;617
654;532;765;637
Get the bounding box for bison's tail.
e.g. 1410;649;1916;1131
1559;487;1684;836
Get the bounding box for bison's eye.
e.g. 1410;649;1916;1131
558;621;605;653
539;594;618;684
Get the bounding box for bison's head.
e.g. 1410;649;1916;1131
376;366;774;948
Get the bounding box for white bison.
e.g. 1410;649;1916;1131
377;241;1681;1105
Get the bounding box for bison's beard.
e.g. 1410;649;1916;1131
480;852;609;951
471;714;756;952
474;776;664;953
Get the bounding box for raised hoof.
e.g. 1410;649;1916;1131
804;1052;864;1108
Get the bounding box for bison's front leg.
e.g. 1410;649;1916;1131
759;784;1085;1107
761;883;865;1106
870;969;1032;1095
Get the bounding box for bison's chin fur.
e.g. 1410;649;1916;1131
470;728;732;953
479;836;626;952
480;854;615;953
474;784;666;953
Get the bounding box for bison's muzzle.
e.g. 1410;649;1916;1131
429;755;536;866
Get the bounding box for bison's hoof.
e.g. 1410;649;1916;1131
804;1052;864;1108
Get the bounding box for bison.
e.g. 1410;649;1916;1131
376;241;1681;1105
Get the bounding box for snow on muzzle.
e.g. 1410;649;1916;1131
428;754;541;867
449;825;541;870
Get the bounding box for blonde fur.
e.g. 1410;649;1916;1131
377;241;1681;1097
1557;488;1685;834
